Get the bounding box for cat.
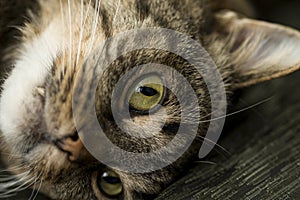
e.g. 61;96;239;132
1;0;300;199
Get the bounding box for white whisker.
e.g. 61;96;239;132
76;0;93;65
86;0;101;56
0;162;43;197
197;135;231;157
31;179;43;200
28;178;38;200
0;164;27;172
67;0;73;70
0;175;33;195
112;0;121;25
0;171;31;182
82;0;93;30
199;97;273;123
81;0;93;60
0;167;45;198
59;0;67;77
29;171;43;200
76;0;84;66
195;160;217;165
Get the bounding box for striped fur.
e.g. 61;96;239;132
1;0;300;199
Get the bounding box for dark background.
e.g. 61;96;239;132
158;0;300;199
1;0;300;199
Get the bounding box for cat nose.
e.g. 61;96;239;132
55;132;89;162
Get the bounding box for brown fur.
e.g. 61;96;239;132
1;0;300;200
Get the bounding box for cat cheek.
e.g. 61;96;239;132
0;21;63;149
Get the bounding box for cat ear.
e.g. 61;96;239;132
212;11;300;88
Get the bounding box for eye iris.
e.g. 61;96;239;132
128;75;164;112
98;171;123;197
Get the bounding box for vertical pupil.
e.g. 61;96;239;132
138;86;158;96
103;176;121;184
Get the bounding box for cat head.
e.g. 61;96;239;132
1;0;300;199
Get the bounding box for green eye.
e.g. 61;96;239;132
129;75;164;112
98;170;123;197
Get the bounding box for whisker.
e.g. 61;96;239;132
0;151;22;158
75;0;85;66
0;167;44;198
59;0;67;77
237;97;266;120
194;160;217;165
89;0;122;61
112;0;121;24
67;0;73;70
0;175;33;196
0;176;19;182
29;171;44;200
0;172;30;186
82;0;93;29
0;164;28;174
0;170;30;181
197;136;231;158
0;163;27;172
86;0;101;56
28;178;38;200
31;179;43;200
0;161;42;197
199;96;273;123
81;0;93;60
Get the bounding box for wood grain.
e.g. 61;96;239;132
157;71;300;199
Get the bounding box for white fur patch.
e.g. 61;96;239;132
0;21;63;140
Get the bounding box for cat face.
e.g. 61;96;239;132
1;0;300;199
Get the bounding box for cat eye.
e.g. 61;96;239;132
128;74;165;113
98;170;123;198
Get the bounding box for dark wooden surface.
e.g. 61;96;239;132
157;1;300;199
157;71;300;199
1;1;300;199
158;0;300;200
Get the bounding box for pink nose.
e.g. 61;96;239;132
55;132;88;161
